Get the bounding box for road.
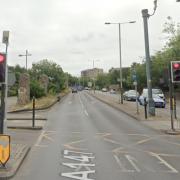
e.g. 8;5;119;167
12;91;180;180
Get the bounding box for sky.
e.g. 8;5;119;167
0;0;179;76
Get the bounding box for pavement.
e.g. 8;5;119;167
88;90;180;133
0;94;64;179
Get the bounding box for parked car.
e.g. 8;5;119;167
139;92;166;108
123;90;139;101
102;88;108;92
142;88;165;100
109;89;116;94
84;87;90;90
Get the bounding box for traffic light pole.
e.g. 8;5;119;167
168;64;175;131
142;9;155;116
0;84;5;134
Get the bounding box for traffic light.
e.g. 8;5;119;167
0;53;6;83
171;61;180;83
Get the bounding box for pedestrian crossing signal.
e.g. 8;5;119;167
0;53;6;83
171;61;180;83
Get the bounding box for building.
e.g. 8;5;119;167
109;67;130;73
81;68;103;79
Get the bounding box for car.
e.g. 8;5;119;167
123;90;139;101
84;87;90;90
101;88;108;92
109;89;116;94
139;93;166;108
142;88;165;100
72;87;78;93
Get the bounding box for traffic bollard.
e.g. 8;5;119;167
32;96;35;127
144;97;147;119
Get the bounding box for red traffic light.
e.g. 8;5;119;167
0;54;5;63
173;63;180;69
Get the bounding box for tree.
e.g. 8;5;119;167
30;59;66;93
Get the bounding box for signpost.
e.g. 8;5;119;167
0;135;10;167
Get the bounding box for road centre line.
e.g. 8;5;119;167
78;93;89;116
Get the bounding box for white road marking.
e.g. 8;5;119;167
35;130;56;147
114;155;134;172
150;152;178;173
84;110;89;116
64;150;93;155
78;93;90;117
61;150;95;179
61;170;95;180
125;155;141;172
64;155;95;162
78;94;85;109
62;163;95;169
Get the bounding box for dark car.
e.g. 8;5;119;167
123;90;139;101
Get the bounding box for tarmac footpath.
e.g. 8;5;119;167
88;91;180;133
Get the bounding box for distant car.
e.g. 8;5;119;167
72;87;78;93
109;89;116;94
139;93;166;108
123;90;139;101
84;87;90;90
102;88;108;92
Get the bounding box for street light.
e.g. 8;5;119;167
105;21;136;104
18;50;32;70
141;0;158;116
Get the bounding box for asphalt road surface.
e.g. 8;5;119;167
12;91;180;180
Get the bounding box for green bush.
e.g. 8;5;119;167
30;80;45;99
48;83;57;95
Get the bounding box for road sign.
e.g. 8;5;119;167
88;82;92;87
133;81;137;86
0;135;10;166
132;75;137;81
2;31;9;44
8;71;16;86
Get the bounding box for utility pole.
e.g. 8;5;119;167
141;0;157;116
19;50;32;71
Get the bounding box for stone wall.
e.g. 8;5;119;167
17;73;30;105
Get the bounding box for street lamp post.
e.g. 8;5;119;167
105;21;136;104
141;0;157;116
19;50;32;71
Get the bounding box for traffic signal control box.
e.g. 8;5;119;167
0;53;6;83
171;61;180;83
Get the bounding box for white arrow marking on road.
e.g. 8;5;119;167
61;170;95;180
